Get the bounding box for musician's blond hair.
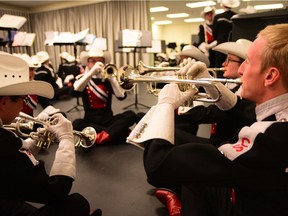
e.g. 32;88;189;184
258;24;288;88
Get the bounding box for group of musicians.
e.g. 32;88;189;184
0;23;288;216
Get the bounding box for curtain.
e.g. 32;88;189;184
0;0;150;69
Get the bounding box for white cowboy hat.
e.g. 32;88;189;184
213;39;252;60
82;49;111;65
36;51;50;64
201;6;215;18
13;53;41;68
0;53;54;98
179;45;210;67
59;51;70;61
219;0;240;8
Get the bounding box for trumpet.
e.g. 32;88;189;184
4;112;97;149
116;62;241;103
103;64;118;78
137;60;225;76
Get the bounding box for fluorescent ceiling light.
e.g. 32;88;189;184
154;20;173;25
186;1;216;8
184;18;204;23
150;6;169;13
167;13;189;18
254;4;283;10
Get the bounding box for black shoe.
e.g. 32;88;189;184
90;208;102;216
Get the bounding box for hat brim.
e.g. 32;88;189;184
83;51;111;65
213;42;248;59
179;47;210;67
0;81;54;99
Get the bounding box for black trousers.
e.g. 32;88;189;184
73;110;137;143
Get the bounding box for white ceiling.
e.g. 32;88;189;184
0;0;287;25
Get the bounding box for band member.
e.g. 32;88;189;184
34;51;73;109
57;51;80;86
73;49;137;147
195;6;217;67
153;39;255;216
128;23;288;216
212;0;240;74
0;53;101;216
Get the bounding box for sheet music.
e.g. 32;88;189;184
12;32;36;46
0;14;27;30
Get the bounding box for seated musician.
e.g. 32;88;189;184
73;48;137;147
152;39;256;216
0;53;101;216
34;51;73;109
58;51;80;87
127;24;288;216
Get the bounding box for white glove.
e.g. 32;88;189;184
45;113;75;179
198;42;209;57
90;61;104;76
64;74;75;84
107;76;125;98
22;138;41;155
206;40;218;50
73;62;104;92
177;60;237;110
127;84;198;146
37;105;61;121
158;83;198;110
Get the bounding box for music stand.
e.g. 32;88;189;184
120;46;150;110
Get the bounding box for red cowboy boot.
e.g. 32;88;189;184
94;130;111;145
155;188;182;216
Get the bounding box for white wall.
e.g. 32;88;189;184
151;22;201;53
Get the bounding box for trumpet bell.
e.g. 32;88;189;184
117;65;136;90
74;126;97;148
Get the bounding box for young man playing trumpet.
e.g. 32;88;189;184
0;53;101;216
128;23;288;216
73;49;137;147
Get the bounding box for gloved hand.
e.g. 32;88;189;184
177;60;237;110
198;42;209;57
157;83;198;110
178;59;210;78
89;61;104;76
45;113;73;142
22;137;41;155
37;105;61;121
64;74;75;84
47;113;76;179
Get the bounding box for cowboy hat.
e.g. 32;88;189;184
13;53;41;68
179;45;210;67
36;51;50;64
213;39;252;60
219;0;240;8
59;51;70;61
201;6;215;18
82;49;111;65
0;53;54;98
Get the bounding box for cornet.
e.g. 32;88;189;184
4;112;97;149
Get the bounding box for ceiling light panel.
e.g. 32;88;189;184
154;20;173;25
150;6;169;13
166;13;189;18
